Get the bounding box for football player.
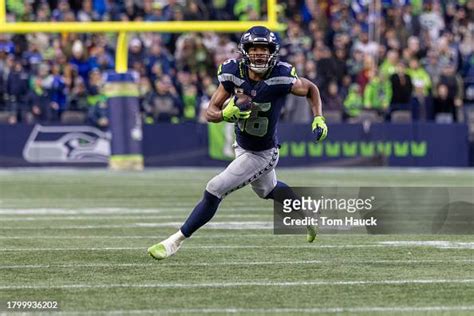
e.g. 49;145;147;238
148;26;328;260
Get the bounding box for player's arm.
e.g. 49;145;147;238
290;77;328;141
205;84;230;123
205;84;252;123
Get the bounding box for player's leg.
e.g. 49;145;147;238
148;146;279;260
251;172;317;243
180;146;277;236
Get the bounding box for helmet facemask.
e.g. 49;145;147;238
241;43;278;74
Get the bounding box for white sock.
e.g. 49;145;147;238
167;230;186;244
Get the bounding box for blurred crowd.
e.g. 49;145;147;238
0;0;473;126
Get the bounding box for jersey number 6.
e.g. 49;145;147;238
238;102;271;137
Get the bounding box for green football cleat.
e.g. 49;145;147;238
148;238;182;260
147;243;168;260
306;225;317;243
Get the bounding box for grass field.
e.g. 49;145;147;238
0;168;473;315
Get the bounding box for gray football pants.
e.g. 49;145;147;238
206;145;279;199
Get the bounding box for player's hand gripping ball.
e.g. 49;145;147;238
222;94;252;123
235;94;253;111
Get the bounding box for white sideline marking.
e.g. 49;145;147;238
0;221;273;230
0;208;164;215
1;279;473;290
0;245;384;251
0;207;269;215
3;241;474;252
0;214;267;221
1;259;473;270
51;306;474;315
0;234;270;239
380;241;474;250
0;260;324;270
136;221;272;229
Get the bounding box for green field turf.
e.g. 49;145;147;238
0;168;473;315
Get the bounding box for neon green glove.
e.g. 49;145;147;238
222;97;251;123
312;116;328;142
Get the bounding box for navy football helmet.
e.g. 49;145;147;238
239;26;280;74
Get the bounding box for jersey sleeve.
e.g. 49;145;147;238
217;59;243;94
266;62;298;94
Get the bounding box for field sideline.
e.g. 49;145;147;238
0;168;473;315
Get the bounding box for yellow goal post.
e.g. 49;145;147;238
0;0;285;73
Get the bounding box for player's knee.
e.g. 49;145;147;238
205;177;223;199
252;186;273;199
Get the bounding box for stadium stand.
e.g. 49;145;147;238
0;0;472;127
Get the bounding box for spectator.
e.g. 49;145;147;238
146;42;173;78
211;35;239;67
6;59;29;121
197;76;217;123
68;77;89;112
184;0;209;21
347;48;364;80
128;38;145;69
363;69;391;114
143;76;182;123
234;0;260;21
379;50;399;80
0;66;5;111
86;68;106;109
407;58;432;120
303;60;319;86
90;45;114;71
433;83;457;122
77;0;99;22
87;99;109;128
322;81;344;112
162;0;183;21
69;40;93;84
344;83;363;119
28;63;52;122
315;46;337;92
1;0;472;125
86;69;107;127
352;30;379;57
405;36;426;60
281;94;312;124
332;48;349;85
419;2;445;41
182;84;198;121
389;61;413;117
45;63;68;120
433;64;464;109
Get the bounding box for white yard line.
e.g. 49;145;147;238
50;305;474;315
0;234;270;240
0;259;473;270
0;221;273;230
0;214;268;221
1;279;473;290
0;207;269;215
0;245;385;251
0;235;165;239
0;234;270;239
0;260;324;269
379;241;474;249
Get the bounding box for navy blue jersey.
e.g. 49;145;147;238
217;59;298;151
